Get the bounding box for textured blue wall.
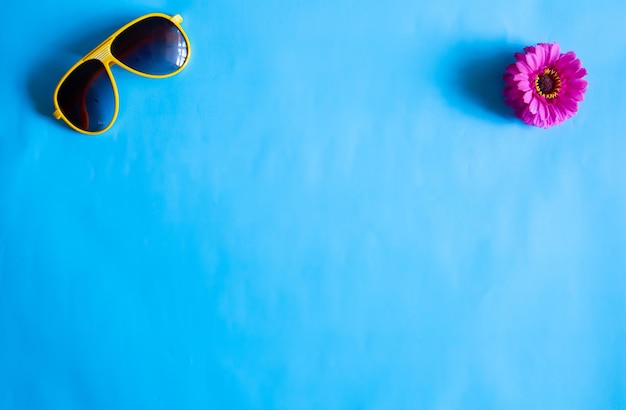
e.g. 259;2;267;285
1;0;625;408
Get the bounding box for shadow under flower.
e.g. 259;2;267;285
438;40;525;122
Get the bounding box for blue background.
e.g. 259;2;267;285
2;0;625;408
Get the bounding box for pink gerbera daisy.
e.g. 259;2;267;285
503;42;588;128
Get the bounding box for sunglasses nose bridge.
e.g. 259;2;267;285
84;39;115;63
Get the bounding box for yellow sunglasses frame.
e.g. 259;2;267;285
53;12;191;135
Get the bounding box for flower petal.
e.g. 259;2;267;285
556;97;578;116
505;63;521;75
547;42;560;66
538;101;548;122
562;88;585;102
535;44;548;65
573;67;588;79
517;79;532;92
523;90;533;104
567;79;588;92
529;96;539;114
515;60;532;74
546;103;560;124
513;72;529;82
525;51;540;70
519;108;534;125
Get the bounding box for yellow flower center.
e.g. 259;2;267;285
535;68;561;99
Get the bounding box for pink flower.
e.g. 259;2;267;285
503;42;588;128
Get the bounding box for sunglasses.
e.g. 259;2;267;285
53;12;191;135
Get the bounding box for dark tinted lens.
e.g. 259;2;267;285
111;17;188;75
57;60;116;132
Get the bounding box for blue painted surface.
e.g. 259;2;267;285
2;0;626;408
